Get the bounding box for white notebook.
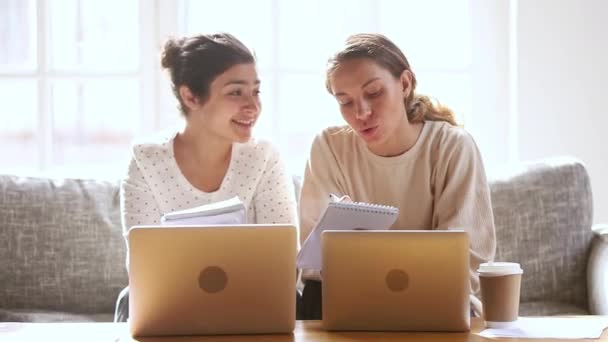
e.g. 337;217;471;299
296;196;398;271
160;196;247;225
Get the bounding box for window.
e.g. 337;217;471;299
1;0;482;177
0;0;142;177
180;0;474;174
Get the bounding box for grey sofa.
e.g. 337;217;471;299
0;157;606;322
0;177;127;322
490;157;608;316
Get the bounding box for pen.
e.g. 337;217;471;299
329;193;341;202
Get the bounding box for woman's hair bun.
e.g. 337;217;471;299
161;38;183;69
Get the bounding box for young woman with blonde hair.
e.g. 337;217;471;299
298;33;496;319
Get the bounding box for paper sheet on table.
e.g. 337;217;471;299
478;316;608;339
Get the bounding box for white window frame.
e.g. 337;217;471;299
0;0;516;176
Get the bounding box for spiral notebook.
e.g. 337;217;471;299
296;195;399;271
160;196;246;225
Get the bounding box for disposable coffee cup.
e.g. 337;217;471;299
478;262;523;328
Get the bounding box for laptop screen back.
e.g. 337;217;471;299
321;230;470;332
128;224;296;337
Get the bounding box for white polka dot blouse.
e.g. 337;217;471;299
119;132;298;239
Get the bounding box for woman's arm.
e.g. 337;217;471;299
299;134;345;250
120;156;162;269
252;144;298;226
432;131;497;296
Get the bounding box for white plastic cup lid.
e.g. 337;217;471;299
478;262;523;275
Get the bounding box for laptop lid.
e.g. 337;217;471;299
128;224;296;337
321;230;470;332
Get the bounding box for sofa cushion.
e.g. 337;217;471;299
0;175;128;314
519;301;588;316
0;309;114;323
489;157;594;311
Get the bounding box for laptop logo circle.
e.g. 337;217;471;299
199;266;228;293
386;269;409;292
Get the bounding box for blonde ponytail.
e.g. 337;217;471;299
406;94;458;126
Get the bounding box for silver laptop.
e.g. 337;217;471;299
321;230;470;332
128;224;297;337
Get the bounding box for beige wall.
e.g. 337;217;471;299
517;0;608;223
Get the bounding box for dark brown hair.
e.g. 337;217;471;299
161;32;255;116
325;33;457;126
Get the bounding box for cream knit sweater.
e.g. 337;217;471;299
299;120;496;300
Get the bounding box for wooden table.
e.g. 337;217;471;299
1;317;607;341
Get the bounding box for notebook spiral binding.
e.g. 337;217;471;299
328;201;398;215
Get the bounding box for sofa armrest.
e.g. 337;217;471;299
588;224;608;314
